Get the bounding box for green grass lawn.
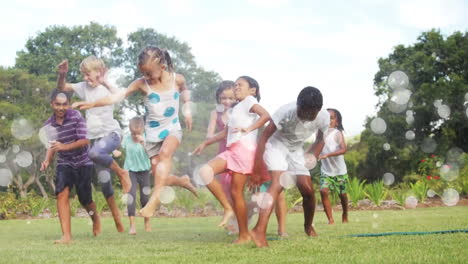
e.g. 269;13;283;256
0;206;467;264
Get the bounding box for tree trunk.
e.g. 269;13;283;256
35;174;48;198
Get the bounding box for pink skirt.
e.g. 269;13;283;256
217;140;256;174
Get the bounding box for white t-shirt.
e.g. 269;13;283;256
320;127;347;176
71;82;121;139
226;96;259;147
270;102;329;151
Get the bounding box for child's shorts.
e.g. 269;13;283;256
263;137;310;175
55;165;93;206
144;130;182;158
217;140;256;174
319;172;348;194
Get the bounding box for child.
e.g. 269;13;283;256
318;108;348;224
250;86;329;248
57;56;131;232
73;47;196;217
40;89;100;244
121;116;152;234
193;76;270;244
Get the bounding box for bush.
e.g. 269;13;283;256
347;177;366;207
365;181;387;206
410;181;429;203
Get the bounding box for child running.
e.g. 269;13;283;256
73;47;197;218
57;56;131;232
318;108;348;224
40;89;100;244
250;86;329;247
121;116;152;234
193;76;270;244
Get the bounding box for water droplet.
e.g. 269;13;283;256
427;189;436;198
437;104;450;119
142;186;151;196
98;170;111;183
370;118;387;134
0;168;13;187
383;143;391;151
160;186;176;204
405;196;418;209
405;130;415;141
15;151;33;167
11;118;34;140
383;173;395;186
441;188;459;206
255;192;273;209
304;153;317;170
215;104;225;112
279;171;296;189
387;71;409;90
0;154;6;163
193;165;214;186
120;193;134;205
421;138;437;153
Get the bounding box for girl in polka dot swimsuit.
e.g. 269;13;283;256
74;46;197;217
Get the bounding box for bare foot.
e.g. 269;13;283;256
181;175;198;197
93;216;101;236
217;209;234;227
278;231;289;238
139;205;155;218
232;234;252;244
304;225;318;237
54;236;72;244
226;224;238;235
128;226;136;235
250;230;268;248
328;220;335;225
144;221;152;232
119;170;131;193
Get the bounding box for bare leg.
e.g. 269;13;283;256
106;195;124;232
144;217;151;232
251;171;284;248
202;158;234;227
320;188;334;224
166;174;198;197
140;136;179;217
297;175;317;237
276;190;288;237
55;187;72;244
340;193;349;223
110;161;131;193
128;216;136;235
84;202;101;236
231;173;251;244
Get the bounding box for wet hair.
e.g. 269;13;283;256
296;86;323;111
80;55;105;72
215;80;235;103
237;76;261;102
138;46;174;72
129;116;145;130
327;108;344;131
50;89;71;102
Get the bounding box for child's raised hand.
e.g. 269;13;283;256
112;150;122;158
72;101;94;110
192;142;206;155
97;67;108;85
57;60;69;74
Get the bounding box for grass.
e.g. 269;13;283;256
0;206;467;263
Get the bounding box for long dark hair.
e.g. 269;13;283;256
327;108;344;131
138;46;174;72
237;76;260;102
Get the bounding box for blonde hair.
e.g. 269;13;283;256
80;55;105;72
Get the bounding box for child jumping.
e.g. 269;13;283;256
250;86;329;247
73;47;197;218
40;89;100;244
193;76;270;244
318;108;348;224
57;56;131;232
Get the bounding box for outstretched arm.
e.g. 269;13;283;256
232;104;270;134
308;130;325;158
206;110;217;138
193;126;228;155
72;79;141;110
57;60;74;92
40;148;56;171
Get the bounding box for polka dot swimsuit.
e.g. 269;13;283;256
143;73;181;142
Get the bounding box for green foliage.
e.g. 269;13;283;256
92;190;109;215
15;22;124;82
390;189;408;206
347;177;366;207
0;190;24;219
365;181;387;206
23;194;49;217
360;30;468;182
410;181;429;203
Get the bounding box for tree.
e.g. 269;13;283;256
0;67;57;197
359;30;468;182
15;22;124;82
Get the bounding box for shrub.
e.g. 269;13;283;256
347;177;366;207
365;181;387;206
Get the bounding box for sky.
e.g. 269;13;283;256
1;0;467;136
